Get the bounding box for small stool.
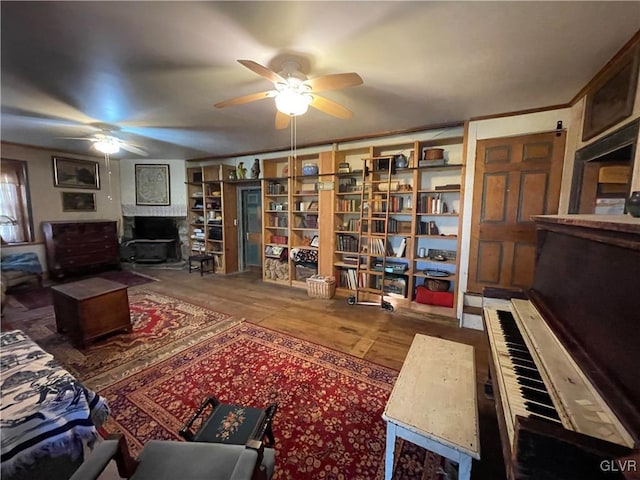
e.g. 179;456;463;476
179;396;277;447
188;254;215;276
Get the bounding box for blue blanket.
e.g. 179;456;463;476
0;330;110;477
0;252;42;274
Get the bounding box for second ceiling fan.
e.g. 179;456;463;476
214;59;363;129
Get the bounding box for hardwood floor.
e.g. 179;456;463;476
2;264;506;479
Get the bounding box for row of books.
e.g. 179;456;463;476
336;268;365;290
417;194;448;214
268;217;288;227
368;218;410;234
364;238;394;256
342;218;361;232
386;196;412;213
336;198;361;212
295;215;318;228
417;221;440;235
336;235;359;252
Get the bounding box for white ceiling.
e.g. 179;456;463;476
1;1;639;160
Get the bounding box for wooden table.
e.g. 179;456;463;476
51;277;132;348
382;334;480;480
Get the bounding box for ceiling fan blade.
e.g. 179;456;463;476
304;73;363;93
119;143;147;156
238;60;285;84
214;90;276;109
60;136;94;141
309;95;353;119
275;111;291;130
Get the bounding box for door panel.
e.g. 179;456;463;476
519;171;549;222
467;131;565;294
242;189;262;267
482;173;509;222
476;241;503;284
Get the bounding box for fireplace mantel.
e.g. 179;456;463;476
121;204;187;217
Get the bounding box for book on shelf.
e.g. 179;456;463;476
342;254;359;265
366;238;393;256
417;194;448;214
418;221;440;235
435;184;461;191
337;234;358;252
396;237;406;258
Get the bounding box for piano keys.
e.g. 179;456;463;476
482;215;640;479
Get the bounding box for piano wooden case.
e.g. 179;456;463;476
483;215;640;480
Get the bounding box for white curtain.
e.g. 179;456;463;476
0;166;25;243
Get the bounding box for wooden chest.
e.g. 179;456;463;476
51;277;131;348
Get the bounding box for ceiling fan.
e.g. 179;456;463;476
214;59;363;129
63;131;147;156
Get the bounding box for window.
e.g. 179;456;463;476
0;159;34;244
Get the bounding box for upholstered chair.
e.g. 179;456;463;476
68;434;275;480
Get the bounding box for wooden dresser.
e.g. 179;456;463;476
42;220;120;279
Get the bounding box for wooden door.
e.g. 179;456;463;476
467;131;565;293
241;188;262;267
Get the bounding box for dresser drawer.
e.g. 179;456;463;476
43;221;120;279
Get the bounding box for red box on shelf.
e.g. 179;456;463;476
270;235;288;245
415;286;453;308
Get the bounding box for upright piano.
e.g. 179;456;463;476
483;214;640;479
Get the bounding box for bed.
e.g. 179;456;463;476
0;330;109;480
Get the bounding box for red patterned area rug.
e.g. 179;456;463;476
19;290;240;388
99;323;452;480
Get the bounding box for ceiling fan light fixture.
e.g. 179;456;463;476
275;89;312;116
94;137;120;154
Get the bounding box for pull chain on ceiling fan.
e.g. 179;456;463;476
214;59;363;129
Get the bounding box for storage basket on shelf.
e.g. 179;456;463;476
306;275;336;299
295;264;317;281
426;278;451;292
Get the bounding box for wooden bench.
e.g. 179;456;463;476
188;254;215;276
382;334;480;480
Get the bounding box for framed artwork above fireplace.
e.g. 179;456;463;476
135;164;171;206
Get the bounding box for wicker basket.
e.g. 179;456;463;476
426;278;451;292
306;276;336;299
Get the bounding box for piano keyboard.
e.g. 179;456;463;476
484;300;634;449
484;306;560;444
495;309;562;424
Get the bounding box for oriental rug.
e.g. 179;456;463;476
98;323;452;480
14;290;240;388
8;269;157;310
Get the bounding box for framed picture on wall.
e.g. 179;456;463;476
135;164;171;205
53;157;100;189
61;192;96;211
582;47;639;141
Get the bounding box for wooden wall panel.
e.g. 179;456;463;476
511;242;536;288
476;241;502;284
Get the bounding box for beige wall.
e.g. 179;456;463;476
1;143;123;268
